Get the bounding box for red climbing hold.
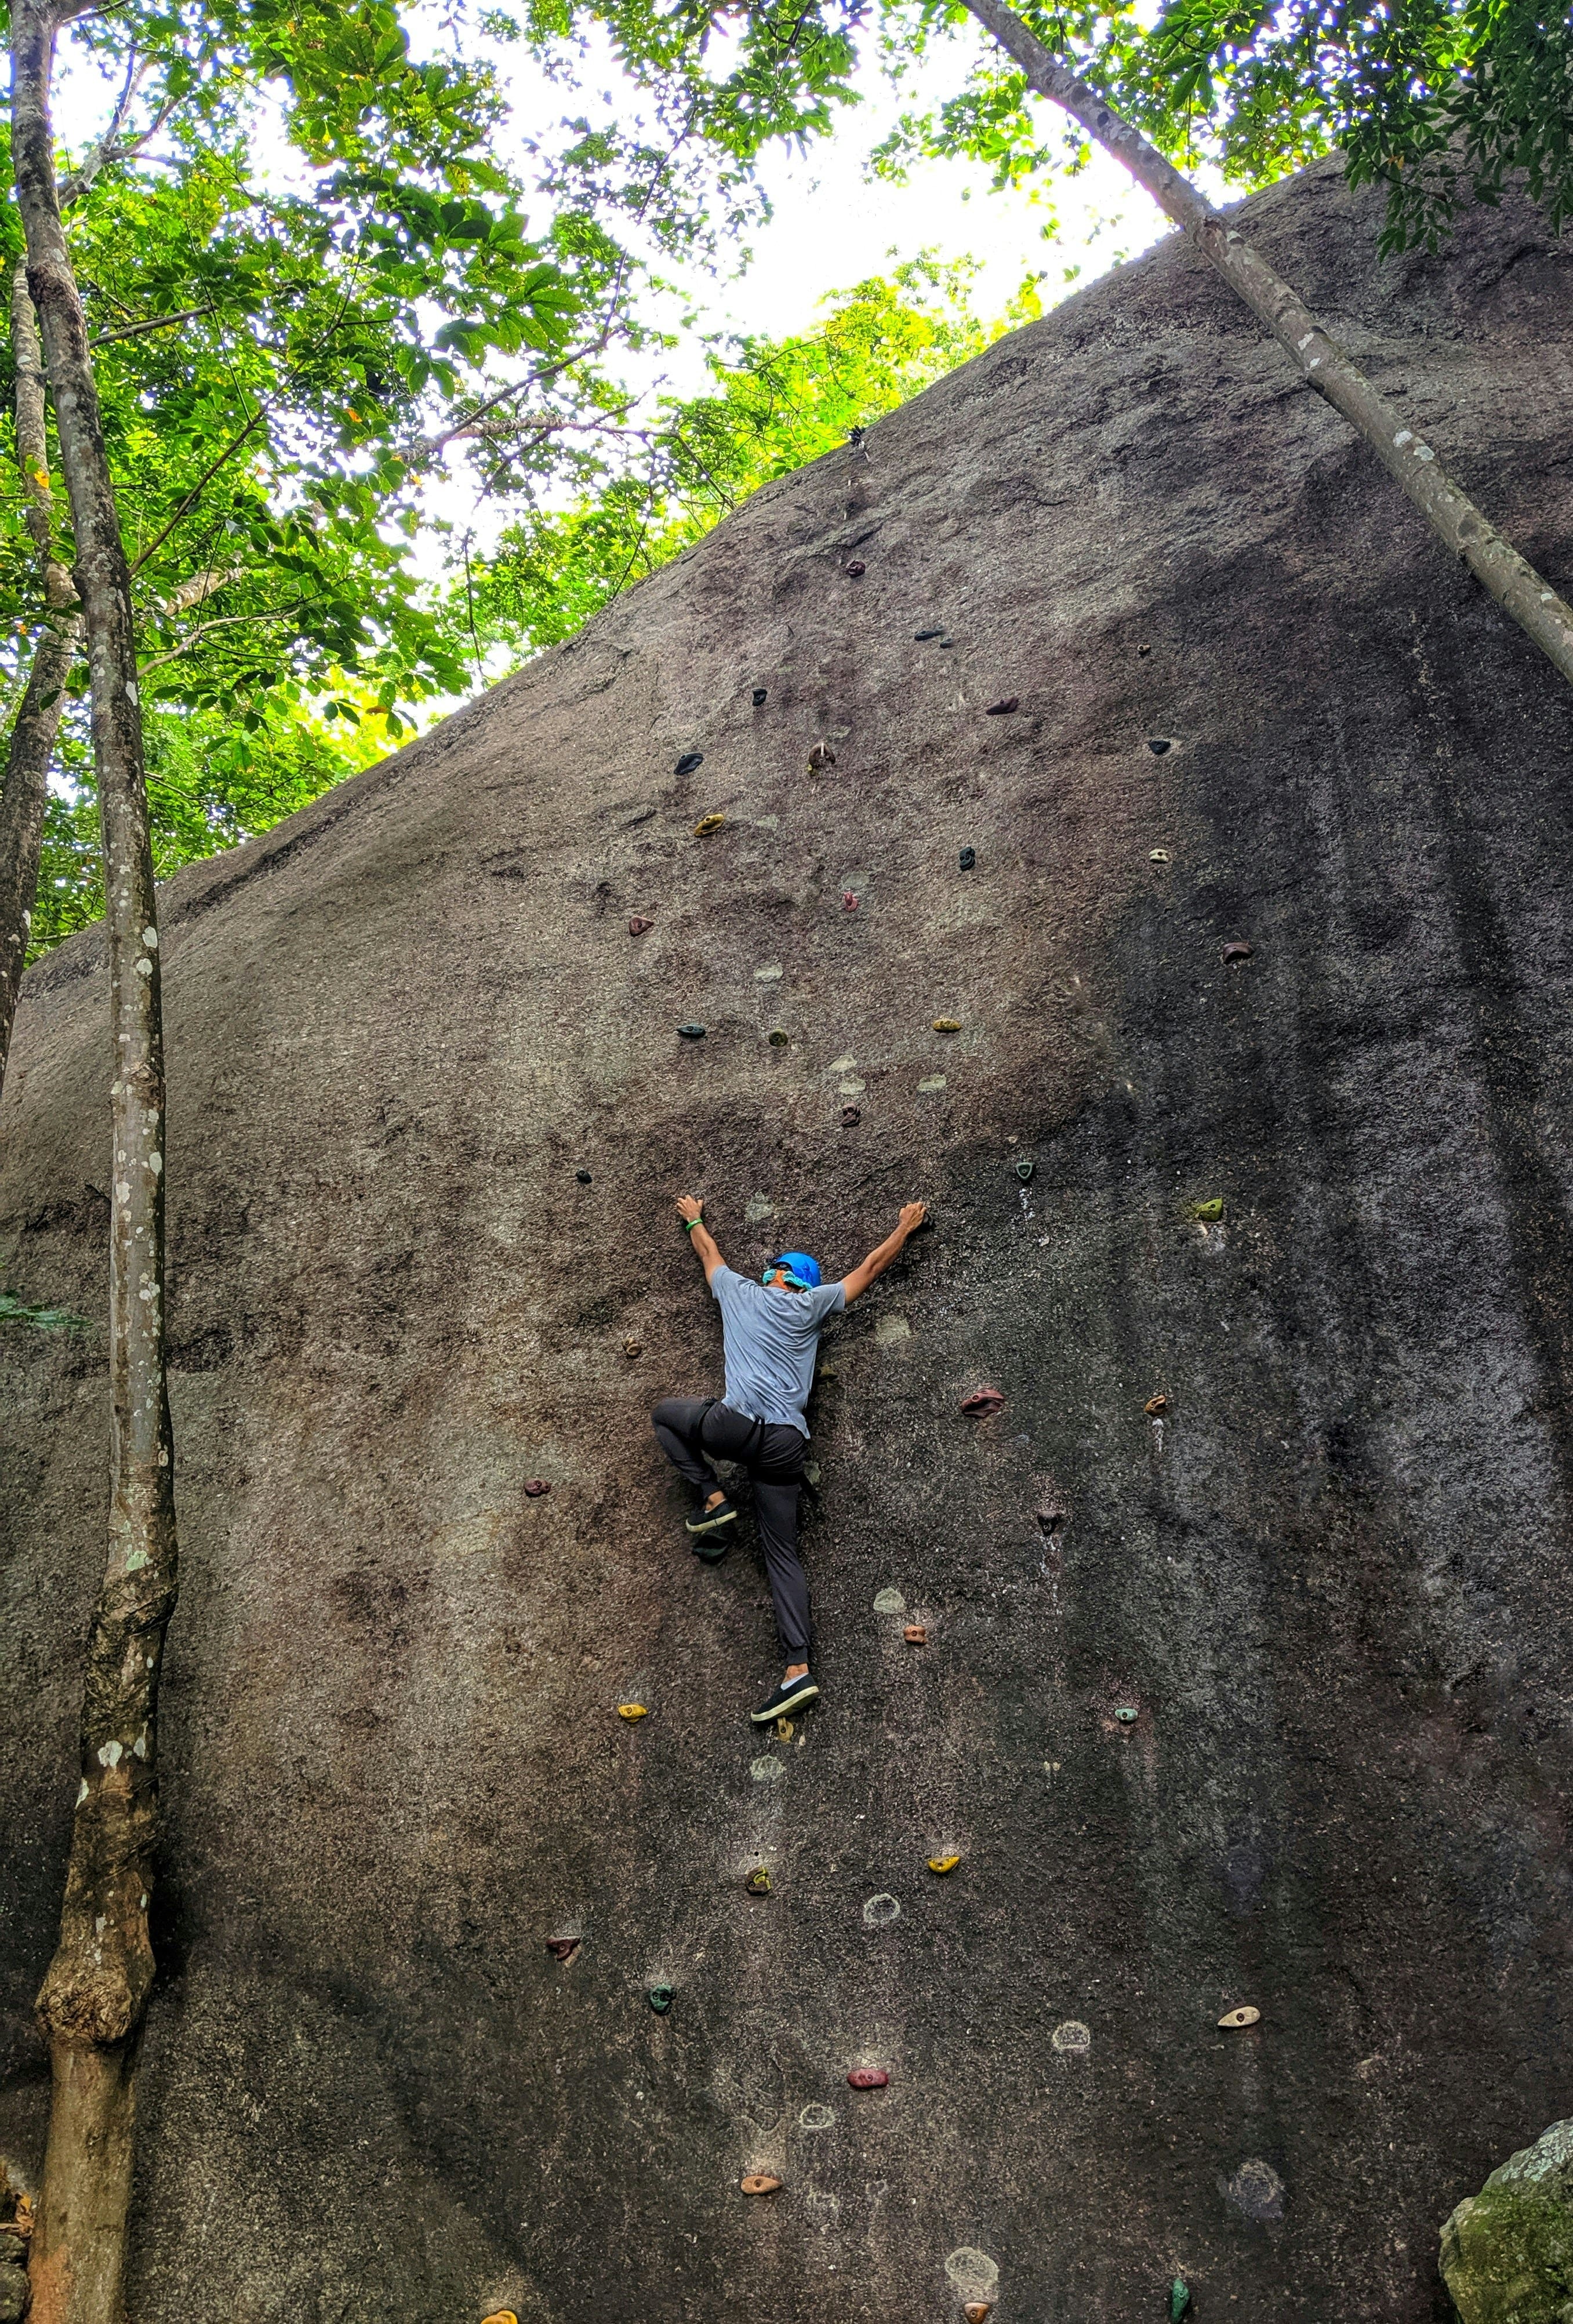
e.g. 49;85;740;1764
523;1479;551;1497
960;1387;1005;1417
843;892;859;911
545;1937;580;1961
1222;939;1254;962
847;2067;890;2089
628;915;655;935
985;697;1020;715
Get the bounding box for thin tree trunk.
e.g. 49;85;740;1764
0;618;79;1098
963;0;1573;689
9;7;178;2323
0;254;82;1101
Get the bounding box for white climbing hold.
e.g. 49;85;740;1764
873;1587;906;1613
75;1779;88;1806
1394;430;1414;447
799;2102;836;2130
97;1741;123;1769
863;1893;901;1927
1052;2020;1091;2054
944;2250;1001;2300
750;1756;784;1783
918;1075;946;1093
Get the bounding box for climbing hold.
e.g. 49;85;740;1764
1192;1196;1224;1221
960;1387;1005;1417
1218;2005;1261;2029
915;628;944;640
1114;1705;1139;1723
938;638;956;648
1015;1158;1034;1183
482;2312;518;2324
545;1937;580;1962
617;1703;648;1720
741;2174;782;2196
693;812;725;836
845;559;866;576
628;915;655;934
522;1479;550;1497
753;688;768;705
863;1893;902;1926
745;1866;772;1896
768;1030;789;1047
808;741;837;770
1170;2282;1191;2322
776;1717;794;1740
903;1624;928;1645
1038;1504;1066;1527
623;1339;642;1358
873;1587;906;1613
576;1169;592;1184
1222;939;1254;962
648;1985;673;2013
841;1105;861;1128
678;1023;706;1040
985;696;1020;715
928;1854;960;1875
932;1017;961;1033
1146;737;1172;755
958;847;976;870
799;2103;835;2130
847;2067;890;2089
1144;1392;1169;1416
1149;849;1171;864
964;2307;993;2323
1138;643;1153;658
842;891;859;911
674;751;704;776
1051;2020;1091;2054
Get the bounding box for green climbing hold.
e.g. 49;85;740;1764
648;1985;673;2013
1114;1705;1139;1723
1191;1196;1224;1221
1170;2279;1191;2321
1015;1159;1034;1183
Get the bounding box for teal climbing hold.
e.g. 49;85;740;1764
648;1985;673;2013
1015;1159;1034;1182
1169;2278;1191;2321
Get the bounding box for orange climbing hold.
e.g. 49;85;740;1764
964;2305;993;2322
741;2174;782;2195
1144;1392;1169;1416
903;1624;928;1645
482;2311;519;2324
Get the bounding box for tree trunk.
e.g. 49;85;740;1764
962;0;1573;690
1;254;82;1101
9;6;179;2322
0;617;79;1100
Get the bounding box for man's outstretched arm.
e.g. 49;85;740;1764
675;1193;726;1286
840;1202;928;1305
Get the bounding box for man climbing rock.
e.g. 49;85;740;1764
653;1194;928;1723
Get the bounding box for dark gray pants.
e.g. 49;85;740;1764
652;1396;812;1656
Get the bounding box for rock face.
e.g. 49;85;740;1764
4;157;1573;2324
1441;2122;1573;2323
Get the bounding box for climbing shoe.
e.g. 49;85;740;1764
751;1674;820;1723
686;1495;736;1535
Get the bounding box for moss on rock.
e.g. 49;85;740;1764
1441;2123;1573;2322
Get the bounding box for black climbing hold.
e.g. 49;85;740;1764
1222;939;1254;963
768;1030;789;1047
1146;737;1172;755
753;688;768;705
938;638;956;649
546;1936;579;1961
958;847;976;871
1015;1159;1034;1183
841;1105;861;1128
678;1023;706;1039
576;1169;592;1184
674;751;704;776
986;696;1020;715
914;628;944;641
845;559;866;576
648;1985;673;2013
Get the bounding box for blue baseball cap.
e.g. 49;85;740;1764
766;1250;822;1290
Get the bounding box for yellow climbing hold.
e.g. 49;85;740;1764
1218;2004;1261;2029
617;1703;649;1720
482;2312;518;2323
927;1854;961;1875
932;1017;962;1033
693;812;725;836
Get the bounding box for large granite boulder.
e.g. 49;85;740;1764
1442;2123;1573;2323
5;153;1573;2324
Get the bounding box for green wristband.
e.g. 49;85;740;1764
684;1216;701;1233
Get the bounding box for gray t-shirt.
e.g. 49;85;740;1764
710;1265;847;1438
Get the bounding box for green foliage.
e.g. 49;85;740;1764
473;256;1042;657
0;1289;90;1332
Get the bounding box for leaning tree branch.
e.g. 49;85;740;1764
10;2;180;2320
962;0;1573;688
